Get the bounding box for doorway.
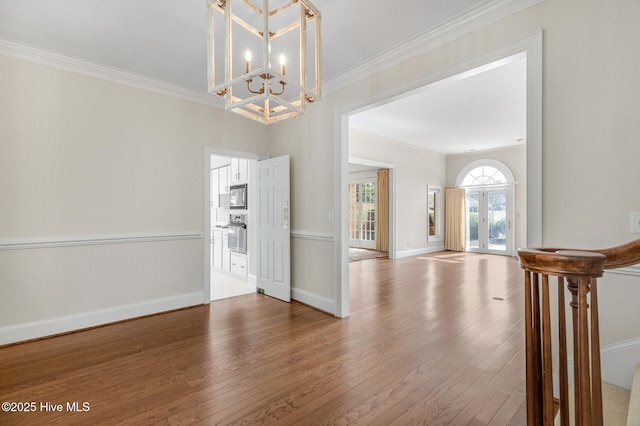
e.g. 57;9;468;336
210;154;255;301
464;187;514;254
337;32;543;318
457;160;515;256
348;181;376;249
347;158;396;262
202;147;268;304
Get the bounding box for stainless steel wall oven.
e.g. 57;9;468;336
227;214;247;253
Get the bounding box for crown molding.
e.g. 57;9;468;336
0;0;543;104
324;0;544;95
0;37;222;108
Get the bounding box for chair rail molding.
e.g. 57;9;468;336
0;232;203;251
290;230;334;242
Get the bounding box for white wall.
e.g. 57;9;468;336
2;0;640;354
267;100;337;303
349;129;447;255
269;0;640;343
446;144;527;250
0;55;269;343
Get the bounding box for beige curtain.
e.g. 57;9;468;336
375;169;389;252
445;187;466;251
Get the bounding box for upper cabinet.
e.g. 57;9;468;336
213;158;247;196
218;165;229;194
211;168;220;207
230;158;249;184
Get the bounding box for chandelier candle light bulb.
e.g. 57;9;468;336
279;54;286;76
245;49;252;74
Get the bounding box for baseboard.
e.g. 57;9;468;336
248;273;257;286
0;292;203;346
553;336;640;394
291;288;336;316
396;245;445;259
600;337;640;390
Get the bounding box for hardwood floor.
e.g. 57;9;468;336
0;252;526;425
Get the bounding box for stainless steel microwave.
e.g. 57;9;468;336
229;184;247;210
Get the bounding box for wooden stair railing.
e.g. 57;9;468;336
517;239;640;425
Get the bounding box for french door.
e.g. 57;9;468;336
348;182;376;249
465;186;513;255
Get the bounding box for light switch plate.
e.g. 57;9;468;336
631;212;640;234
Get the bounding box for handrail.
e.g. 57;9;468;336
517;239;640;426
533;239;640;269
517;249;606;277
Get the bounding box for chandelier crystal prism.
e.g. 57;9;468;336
208;0;321;124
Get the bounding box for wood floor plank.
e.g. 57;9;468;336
0;252;526;425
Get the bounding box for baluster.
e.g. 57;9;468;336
558;277;570;426
525;271;542;425
568;277;593;426
590;278;603;424
541;274;554;423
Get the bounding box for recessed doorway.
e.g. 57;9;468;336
210;154;255;301
337;32;543;318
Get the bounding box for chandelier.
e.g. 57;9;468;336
208;0;321;124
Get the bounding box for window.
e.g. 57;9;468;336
427;185;443;242
460;165;507;186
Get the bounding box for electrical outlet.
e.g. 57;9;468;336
631;212;640;234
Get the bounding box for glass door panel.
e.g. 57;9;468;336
464;188;512;255
348;183;359;241
465;191;479;250
348;181;376;249
487;190;507;252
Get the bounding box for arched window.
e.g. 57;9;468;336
456;159;514;187
460;166;506;186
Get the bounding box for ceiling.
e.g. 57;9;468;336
349;54;527;155
0;0;524;154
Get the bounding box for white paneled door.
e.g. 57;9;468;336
256;155;291;302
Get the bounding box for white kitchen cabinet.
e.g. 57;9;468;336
212;228;230;272
222;231;230;271
211;168;219;208
230;158;248;184
212;228;223;269
230;252;248;277
218;165;230;194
